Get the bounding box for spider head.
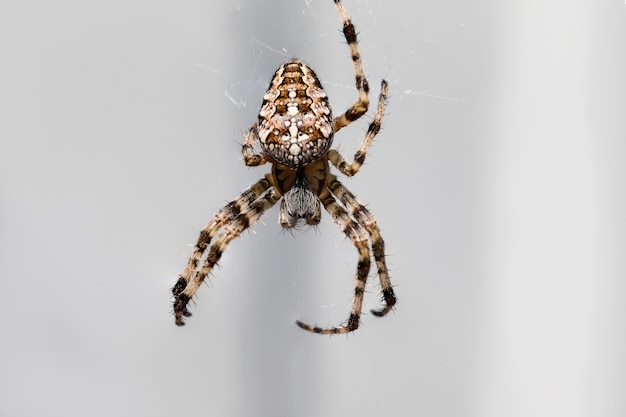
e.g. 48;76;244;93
256;60;334;168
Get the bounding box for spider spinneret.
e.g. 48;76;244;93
172;0;396;334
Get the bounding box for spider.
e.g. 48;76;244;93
172;0;396;334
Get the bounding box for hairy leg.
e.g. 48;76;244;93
296;192;371;334
329;80;388;176
329;178;396;316
173;185;278;325
332;0;370;133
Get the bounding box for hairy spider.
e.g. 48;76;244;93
172;0;396;334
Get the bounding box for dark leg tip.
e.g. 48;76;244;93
171;277;187;297
296;320;315;332
173;294;192;326
371;288;397;317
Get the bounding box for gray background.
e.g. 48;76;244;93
1;0;625;416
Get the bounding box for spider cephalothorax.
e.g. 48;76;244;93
172;0;396;334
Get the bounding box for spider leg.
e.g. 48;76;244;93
329;178;396;317
278;200;295;229
296;191;370;334
242;125;268;167
307;201;322;226
332;0;370;133
329;79;388;177
172;179;277;325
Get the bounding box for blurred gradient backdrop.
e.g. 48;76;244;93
1;1;625;416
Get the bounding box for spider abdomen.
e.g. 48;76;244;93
257;60;334;168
